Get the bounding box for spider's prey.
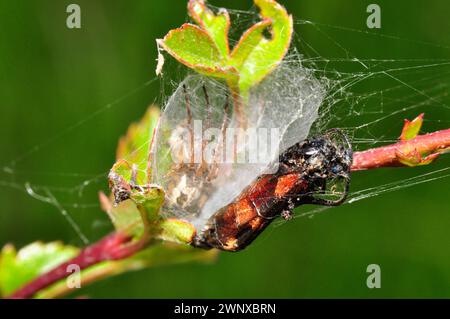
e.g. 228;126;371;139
193;130;352;251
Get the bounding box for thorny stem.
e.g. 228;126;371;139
6;128;450;299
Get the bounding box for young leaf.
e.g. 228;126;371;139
107;107;196;243
396;114;447;167
228;19;272;68
396;147;441;167
400;113;424;141
158;218;197;244
100;190;196;244
230;0;293;94
158;0;293;97
99;192;145;236
129;186;166;225
188;0;230;57
157;24;238;82
0;242;79;297
107;167;166;238
115;106;160;186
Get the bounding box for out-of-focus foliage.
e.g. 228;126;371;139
0;242;79;297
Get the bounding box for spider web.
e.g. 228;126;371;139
1;3;449;245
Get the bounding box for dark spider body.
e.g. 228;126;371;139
193;130;353;251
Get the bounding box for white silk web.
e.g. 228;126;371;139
1;4;449;244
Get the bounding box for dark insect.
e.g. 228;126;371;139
193;130;352;251
148;76;352;252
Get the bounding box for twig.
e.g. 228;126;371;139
7;127;450;299
352;128;450;171
8;232;143;299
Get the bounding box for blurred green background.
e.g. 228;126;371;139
0;0;449;298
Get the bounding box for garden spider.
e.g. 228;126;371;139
111;79;353;252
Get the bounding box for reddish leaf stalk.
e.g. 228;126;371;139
351;128;450;171
7;128;450;299
8;232;141;299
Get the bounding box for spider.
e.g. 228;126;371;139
193;128;353;251
111;79;353;252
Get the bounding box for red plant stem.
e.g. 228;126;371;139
8;232;141;299
351;128;450;171
7;128;450;299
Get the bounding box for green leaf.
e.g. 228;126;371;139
104;176;166;238
228;20;272;69
107;106;167;237
0;242;79;297
99;192;144;236
188;0;230;58
157;23;238;82
399;113;424;141
107;106;195;243
158;0;293;97
115;106;160;185
395;114;447;167
101;189;196;244
129;186;166;225
158;219;197;244
397;148;440;167
230;0;293;94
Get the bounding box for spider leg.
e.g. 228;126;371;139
301;129;352;207
325;128;352;153
146;116;160;186
129;163;147;193
255;97;266;128
306;175;351;206
208;93;230;180
130;164;138;189
196;84;212;177
183;84;195;165
202;84;211;130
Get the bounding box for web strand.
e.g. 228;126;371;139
1;9;449;243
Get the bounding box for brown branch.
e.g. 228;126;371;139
7;126;450;299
